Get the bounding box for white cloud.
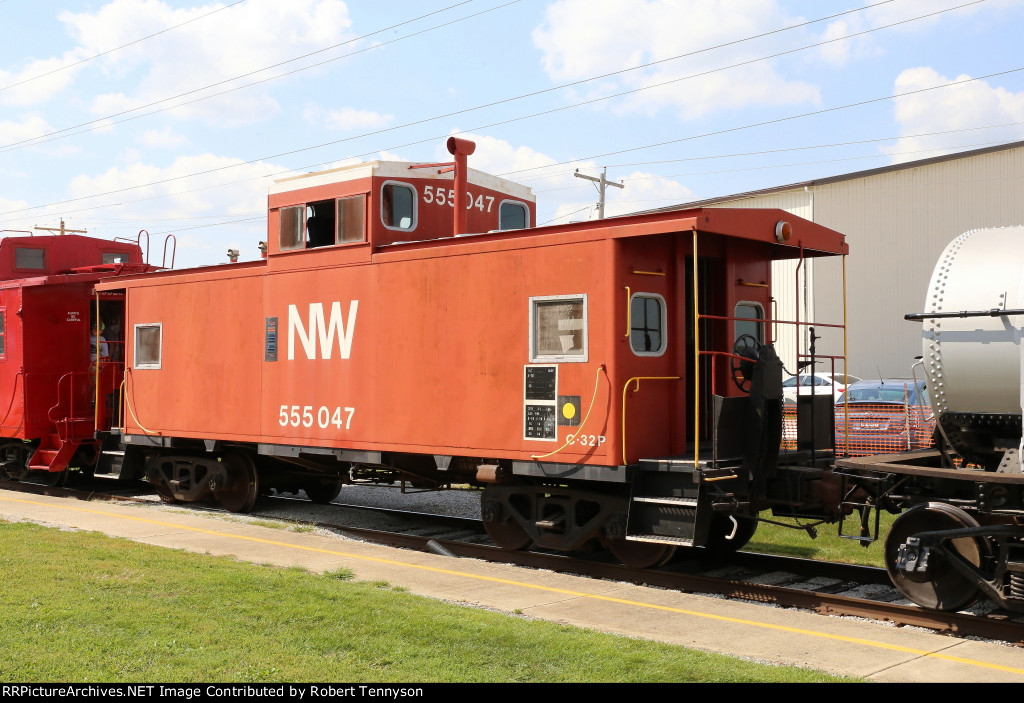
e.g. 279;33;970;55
885;68;1024;163
304;104;393;131
532;0;820;119
436;131;693;225
817;19;856;66
603;171;695;217
323;107;393;131
0;52;90;107
0;196;33;229
861;0;1024;28
138;127;188;148
66;153;288;267
0;116;56;147
816;1;1024;67
0;115;80;156
59;0;356;125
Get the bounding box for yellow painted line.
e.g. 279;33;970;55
3;493;1023;676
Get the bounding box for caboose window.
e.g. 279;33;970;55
305;200;336;248
134;323;162;370
15;248;45;270
530;295;588;363
630;294;666;356
337;195;366;243
279;206;305;251
380;182;416;231
734;302;764;343
0;309;6;358
102;252;125;264
499;201;529;230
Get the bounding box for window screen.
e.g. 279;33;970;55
279;206;305;251
381;182;416;231
337;195;366;243
531;296;587;362
134;323;162;369
630;294;666;356
15;248;45;270
499;201;528;230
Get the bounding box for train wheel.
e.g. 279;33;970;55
214;452;259;513
0;441;31;481
154;481;176;504
304;480;342;505
608;539;676;568
40;470;69;488
884;502;989;612
483;516;533;550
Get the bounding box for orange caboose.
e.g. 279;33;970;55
98;139;848;565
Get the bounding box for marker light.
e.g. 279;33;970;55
775;221;793;243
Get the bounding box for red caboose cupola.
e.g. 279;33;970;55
265;142;536;262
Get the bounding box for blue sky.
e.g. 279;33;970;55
2;0;1023;268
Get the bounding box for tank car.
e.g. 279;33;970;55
82;137;855;567
839;226;1024;613
0;233;152;484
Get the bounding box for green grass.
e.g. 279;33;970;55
0;521;858;683
746;511;897;568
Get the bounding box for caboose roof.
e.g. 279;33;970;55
268;160;534;201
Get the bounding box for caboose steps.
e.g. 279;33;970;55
27;433;78;473
625;465;712;547
624;534;697;546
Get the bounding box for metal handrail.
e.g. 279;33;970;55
621;376;680;465
137;229;150;264
690;233;848;469
162;233;177;269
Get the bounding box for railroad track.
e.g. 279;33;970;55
3;476;1023;646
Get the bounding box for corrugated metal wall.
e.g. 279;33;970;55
704;144;1024;381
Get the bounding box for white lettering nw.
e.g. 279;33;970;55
287;301;359;360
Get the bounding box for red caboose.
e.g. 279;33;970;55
98;139;849;565
0;234;149;484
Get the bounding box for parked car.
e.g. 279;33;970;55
781;372;861;405
834;379;934;457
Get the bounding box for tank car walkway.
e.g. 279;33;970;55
1;488;1021;684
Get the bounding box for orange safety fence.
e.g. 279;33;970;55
782;403;935;456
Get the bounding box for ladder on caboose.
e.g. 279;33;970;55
27;371;103;473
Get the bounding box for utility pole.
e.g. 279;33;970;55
574;167;624;219
34;218;86;236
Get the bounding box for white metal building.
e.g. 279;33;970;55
660;140;1024;380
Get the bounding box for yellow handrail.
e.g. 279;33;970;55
621;375;680;465
120;373;157;435
94;293;101;432
623;286;631;338
531;365;606;460
692;229;700;467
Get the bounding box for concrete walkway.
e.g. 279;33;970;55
1;488;1022;683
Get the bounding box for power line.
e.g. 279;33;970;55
495;63;1024;179
0;0;248;94
1;1;991;216
0;0;489;152
3;0;892;153
539;204;594;226
524;128;1024;190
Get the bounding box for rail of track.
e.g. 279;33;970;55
2;476;1023;647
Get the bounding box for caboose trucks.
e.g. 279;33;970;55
97;138;850;566
0;233;149;484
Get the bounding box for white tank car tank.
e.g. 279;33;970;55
923;226;1024;417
